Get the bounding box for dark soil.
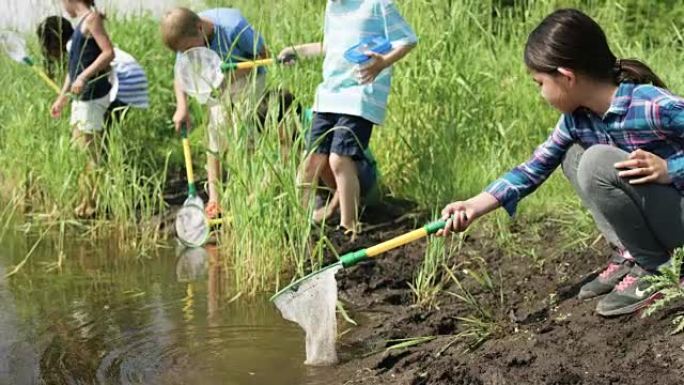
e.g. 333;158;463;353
321;204;684;385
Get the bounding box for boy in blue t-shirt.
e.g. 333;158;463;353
161;7;269;219
280;0;417;238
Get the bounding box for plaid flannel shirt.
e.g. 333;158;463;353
486;82;684;216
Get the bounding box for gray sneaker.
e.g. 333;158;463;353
578;254;634;300
596;264;658;317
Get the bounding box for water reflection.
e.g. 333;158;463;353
0;243;41;385
0;235;330;385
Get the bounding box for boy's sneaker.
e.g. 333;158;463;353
596;264;658;317
578;252;634;300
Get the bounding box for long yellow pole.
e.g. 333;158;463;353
181;136;195;186
31;66;61;94
365;228;429;257
234;58;275;69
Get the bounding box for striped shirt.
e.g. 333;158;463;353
111;48;149;108
314;0;417;125
66;41;149;108
486;82;684;216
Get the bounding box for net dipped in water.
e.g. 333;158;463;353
273;265;342;366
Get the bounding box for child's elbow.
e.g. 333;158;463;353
398;41;417;53
103;49;115;64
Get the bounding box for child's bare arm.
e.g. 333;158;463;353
358;43;415;84
436;192;500;237
379;43;415;67
278;42;324;61
51;72;71;118
172;78;190;132
232;45;270;80
59;72;71;97
72;13;114;93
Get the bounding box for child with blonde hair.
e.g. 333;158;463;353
161;7;269;219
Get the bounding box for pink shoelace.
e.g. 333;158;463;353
620;250;635;261
616;275;638;293
599;263;621;280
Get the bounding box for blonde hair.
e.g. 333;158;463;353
160;7;201;50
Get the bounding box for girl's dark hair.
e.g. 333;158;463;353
36;16;74;77
77;0;107;19
37;16;73;52
524;8;666;89
87;0;107;19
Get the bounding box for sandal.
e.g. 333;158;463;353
337;224;362;243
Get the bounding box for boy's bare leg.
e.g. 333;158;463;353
319;161;336;190
329;153;359;232
300;153;332;208
207;154;222;206
72;128;100;217
312;190;339;223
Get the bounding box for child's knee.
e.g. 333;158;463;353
577;145;628;194
72;128;93;147
561;144;584;182
329;153;354;175
305;153;328;175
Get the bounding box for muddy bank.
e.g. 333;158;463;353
321;212;684;385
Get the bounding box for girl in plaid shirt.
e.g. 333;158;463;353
439;9;684;317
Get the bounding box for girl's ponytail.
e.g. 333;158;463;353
615;58;667;89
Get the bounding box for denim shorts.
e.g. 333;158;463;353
308;112;373;159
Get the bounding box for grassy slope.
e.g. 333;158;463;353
1;0;683;290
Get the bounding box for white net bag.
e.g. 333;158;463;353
175;246;209;283
175;196;210;248
0;31;28;63
175;46;224;105
273;265;342;366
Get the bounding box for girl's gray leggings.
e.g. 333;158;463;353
561;144;684;272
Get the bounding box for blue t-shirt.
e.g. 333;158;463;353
176;8;266;74
313;0;417;125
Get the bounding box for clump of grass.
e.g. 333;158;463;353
380;255;505;355
410;229;467;308
410;237;449;308
210;88;326;293
442;258;504;350
642;248;684;334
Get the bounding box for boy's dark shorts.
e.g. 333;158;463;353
356;155;377;196
308;112;373;159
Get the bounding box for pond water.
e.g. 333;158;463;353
0;231;332;385
0;0;203;32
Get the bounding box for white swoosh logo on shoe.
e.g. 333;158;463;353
634;286;649;298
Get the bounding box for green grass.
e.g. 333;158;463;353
642;248;684;335
410;232;466;308
1;0;684;292
442;259;505;350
